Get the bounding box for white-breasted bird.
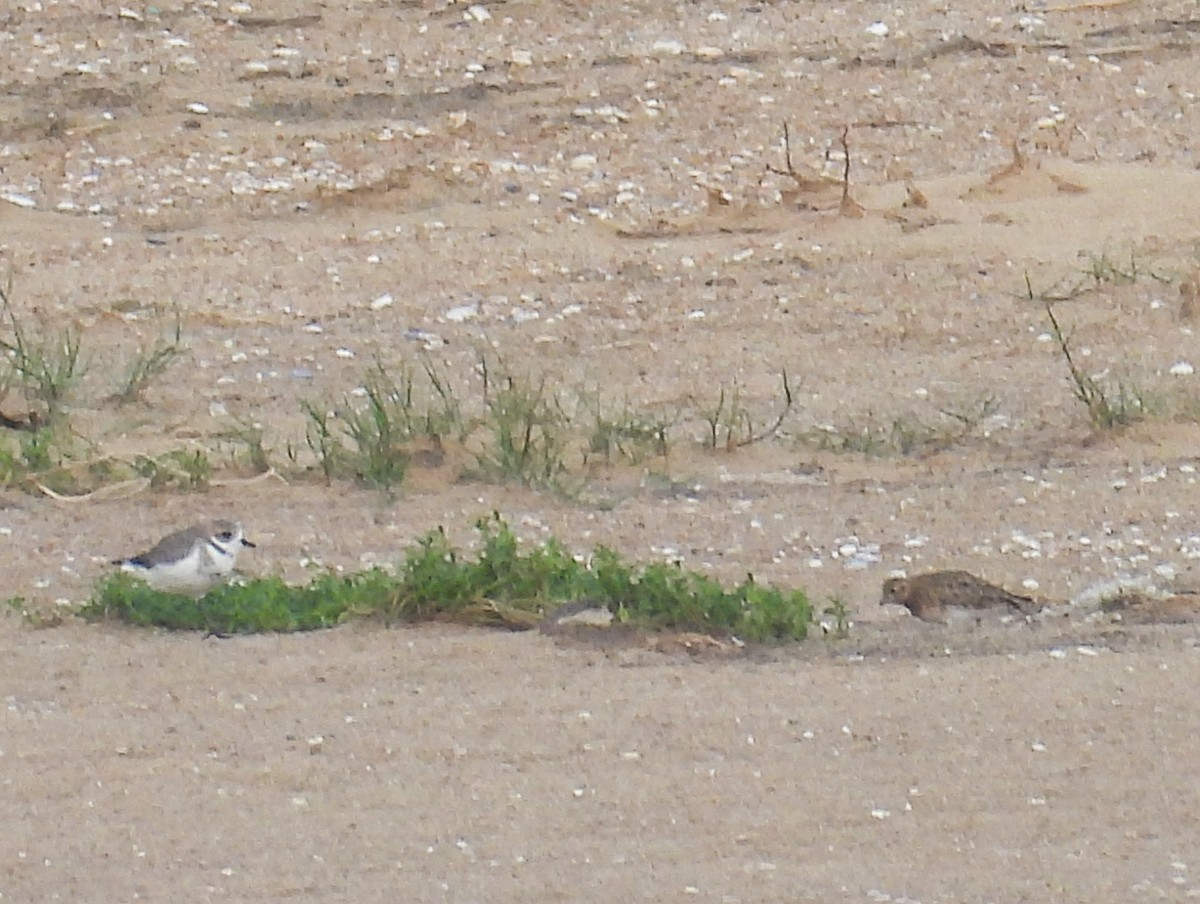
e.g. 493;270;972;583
114;519;255;597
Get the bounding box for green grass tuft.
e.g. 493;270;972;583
301;359;465;490
113;311;185;404
473;360;571;487
0;276;83;422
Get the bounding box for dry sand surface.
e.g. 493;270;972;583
3;0;1200;900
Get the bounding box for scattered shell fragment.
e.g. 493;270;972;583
443;304;477;323
651;38;686;55
0;191;36;209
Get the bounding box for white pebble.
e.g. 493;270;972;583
1169;361;1195;376
443;304;477;323
466;4;491;22
185;102;209;115
570;153;597;171
652;38;686;55
370;293;394;311
865;21;889;37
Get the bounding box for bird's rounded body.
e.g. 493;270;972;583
881;570;1036;623
116;519;255;597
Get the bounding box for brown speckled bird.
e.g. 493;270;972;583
881;570;1037;624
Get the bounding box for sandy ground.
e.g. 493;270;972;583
3;0;1200;900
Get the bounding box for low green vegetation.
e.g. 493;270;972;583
0;276;83;424
302;359;466;490
580;392;670;466
113;311;186;404
133;448;212;490
802;396;995;457
472;360;571;487
79;514;814;641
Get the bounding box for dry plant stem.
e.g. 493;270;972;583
766;120;795;178
1035;275;1120;426
1038;287;1089;401
35;478;151;503
837;126;864;217
735;370;794;448
840;125;852;204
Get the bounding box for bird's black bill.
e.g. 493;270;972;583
241;538;257;548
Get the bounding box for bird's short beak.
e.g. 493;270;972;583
241;538;257;548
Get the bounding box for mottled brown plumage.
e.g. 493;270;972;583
880;570;1037;624
1100;591;1200;625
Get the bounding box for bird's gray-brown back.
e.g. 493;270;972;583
129;523;215;566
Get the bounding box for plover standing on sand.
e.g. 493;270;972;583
115;519;255;597
880;570;1037;624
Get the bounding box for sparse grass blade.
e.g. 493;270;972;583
114;312;185;404
132;448;212;490
475;358;570;487
218;419;272;473
341;365;410;490
1033;274;1149;430
0;275;83;422
301;399;344;483
581;393;671;466
300;359;466;490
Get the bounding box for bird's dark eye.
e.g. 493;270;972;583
217;531;234;542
